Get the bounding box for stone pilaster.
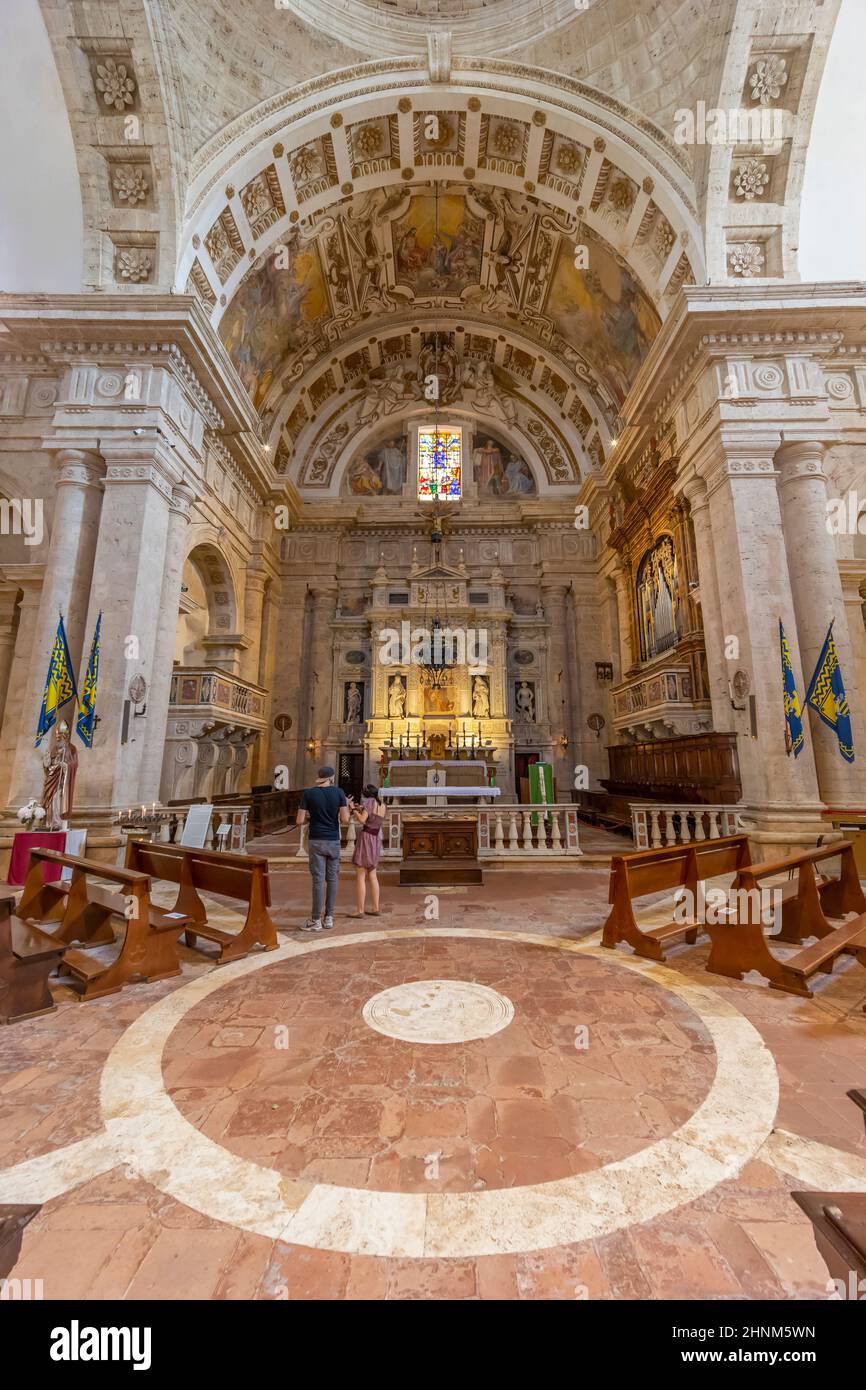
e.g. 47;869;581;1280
5;449;105;810
611;561;634;677
305;583;339;778
266;578;309;788
775;439;866;808
680;475;733;732
0;569;44;811
74;445;179;810
539;582;572;793
702;438;824;847
0;586;22;728
139;483;196;804
241;564;268;685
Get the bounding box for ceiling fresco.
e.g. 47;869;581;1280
216;183;664;422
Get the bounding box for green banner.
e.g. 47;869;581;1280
528;762;553;826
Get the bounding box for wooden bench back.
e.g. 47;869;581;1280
735;840;853;884
125;838;271;907
614;834;751;901
29;848;150;888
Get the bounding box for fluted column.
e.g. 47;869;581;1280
680;476;732;731
138;483;196;803
776;439;866;806
6;449;105;809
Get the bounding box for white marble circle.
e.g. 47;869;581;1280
94;929;779;1259
363;978;514;1044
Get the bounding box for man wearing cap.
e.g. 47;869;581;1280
296;766;351;931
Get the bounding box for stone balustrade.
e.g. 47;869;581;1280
292;805;582;861
630;803;743;851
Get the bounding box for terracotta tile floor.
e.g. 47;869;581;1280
1;863;865;1300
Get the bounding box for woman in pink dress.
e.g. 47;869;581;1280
349;783;386;916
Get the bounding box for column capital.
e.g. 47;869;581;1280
169;482;197;519
679;474;709;510
52;448;105;489
775;438;828;487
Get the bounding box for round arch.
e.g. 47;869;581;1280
177;539;241;668
177;60;704;442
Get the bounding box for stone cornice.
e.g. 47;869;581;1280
0;292;276;505
603;282;866;489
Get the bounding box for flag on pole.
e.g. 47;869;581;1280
779;620;804;757
76;612;102;747
805;622;854;764
35;615;78;746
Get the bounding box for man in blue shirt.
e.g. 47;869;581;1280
297;766;350;931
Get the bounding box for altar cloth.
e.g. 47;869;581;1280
381;786;500;798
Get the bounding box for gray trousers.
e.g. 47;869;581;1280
308;838;341;919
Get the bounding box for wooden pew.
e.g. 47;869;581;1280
706;842;866;997
124;839;278;963
848;1089;866;1137
0;891;65;1024
791;1192;866;1290
0;1204;41;1279
18;849;192;1001
601;834;752;961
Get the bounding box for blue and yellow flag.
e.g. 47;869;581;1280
35;615;77;746
779;620;804;757
805;622;854;764
76;612;101;748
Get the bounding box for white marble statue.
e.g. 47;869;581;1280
516;681;536;722
388;675;406;719
345;682;362;723
472;675;490;719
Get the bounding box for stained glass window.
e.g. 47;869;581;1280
417;427;462;501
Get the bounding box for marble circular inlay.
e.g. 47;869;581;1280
362;978;514;1044
97;930;779;1259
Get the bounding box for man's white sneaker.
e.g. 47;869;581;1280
301;918;323;932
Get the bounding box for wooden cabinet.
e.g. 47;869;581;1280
400;819;481;886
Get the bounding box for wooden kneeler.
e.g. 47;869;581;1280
0;893;65;1024
19;850;192;1001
